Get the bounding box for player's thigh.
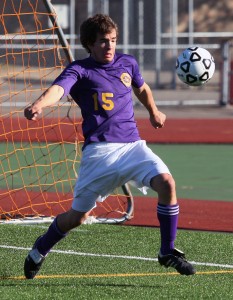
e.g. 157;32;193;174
122;140;171;183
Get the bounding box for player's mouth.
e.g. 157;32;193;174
104;51;113;58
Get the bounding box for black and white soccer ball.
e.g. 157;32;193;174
176;47;215;86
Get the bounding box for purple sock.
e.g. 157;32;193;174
157;203;179;255
35;217;67;256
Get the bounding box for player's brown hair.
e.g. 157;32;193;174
80;14;119;53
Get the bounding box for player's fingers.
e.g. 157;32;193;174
31;113;38;120
156;123;164;129
24;107;38;120
24;108;32;119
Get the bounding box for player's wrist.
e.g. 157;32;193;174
149;109;160;119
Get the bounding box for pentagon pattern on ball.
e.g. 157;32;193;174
187;47;199;51
199;71;209;82
203;59;212;69
190;52;201;62
186;74;197;84
180;61;190;73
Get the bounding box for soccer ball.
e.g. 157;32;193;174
176;47;215;86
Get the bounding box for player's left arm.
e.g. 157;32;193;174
132;82;166;129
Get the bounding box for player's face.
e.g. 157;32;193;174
89;29;117;64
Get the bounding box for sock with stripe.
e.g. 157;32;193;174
35;217;68;257
157;203;179;255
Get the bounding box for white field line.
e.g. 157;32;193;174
0;244;233;269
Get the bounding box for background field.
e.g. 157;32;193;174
0;223;232;300
1;143;232;201
134;144;233;201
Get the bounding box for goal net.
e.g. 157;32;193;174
0;0;133;224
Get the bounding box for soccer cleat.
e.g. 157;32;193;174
24;247;45;279
158;248;196;275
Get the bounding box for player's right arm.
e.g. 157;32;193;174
133;82;166;129
24;84;64;120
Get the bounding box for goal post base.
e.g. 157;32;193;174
0;216;55;225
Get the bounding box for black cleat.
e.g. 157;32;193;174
24;248;45;279
158;248;196;275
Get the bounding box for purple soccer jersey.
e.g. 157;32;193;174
53;53;145;148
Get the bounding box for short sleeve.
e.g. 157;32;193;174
131;57;144;88
52;62;82;97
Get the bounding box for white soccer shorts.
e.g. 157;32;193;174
72;140;171;212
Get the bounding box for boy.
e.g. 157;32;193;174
24;14;195;279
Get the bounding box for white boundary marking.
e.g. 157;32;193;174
0;244;233;269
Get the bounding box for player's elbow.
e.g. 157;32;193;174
50;84;65;100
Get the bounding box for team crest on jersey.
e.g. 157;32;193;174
120;73;131;87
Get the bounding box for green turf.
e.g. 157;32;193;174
1;143;233;201
131;144;233;202
0;224;232;299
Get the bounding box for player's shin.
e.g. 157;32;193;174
157;203;179;255
35;217;68;256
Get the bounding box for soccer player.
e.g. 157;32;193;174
24;14;195;279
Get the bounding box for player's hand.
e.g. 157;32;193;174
150;111;166;129
24;106;42;121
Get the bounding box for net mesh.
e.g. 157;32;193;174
0;0;132;223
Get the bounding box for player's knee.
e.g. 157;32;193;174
151;173;176;197
163;175;176;196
